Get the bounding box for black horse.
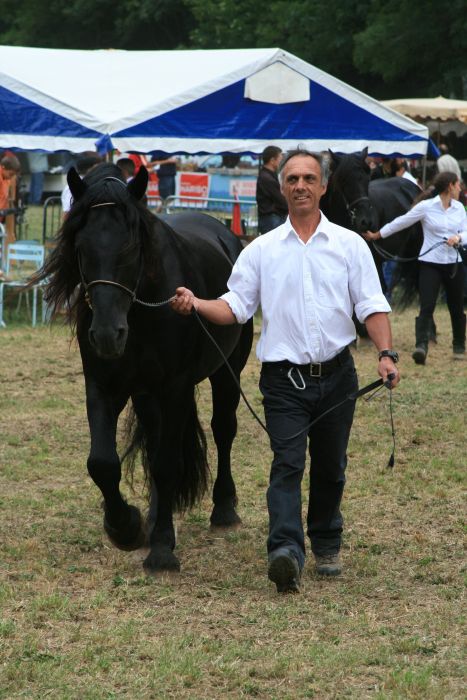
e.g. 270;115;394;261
321;147;373;234
39;162;253;574
322;148;422;304
368;176;423;305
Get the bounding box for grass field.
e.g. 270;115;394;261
0;306;465;699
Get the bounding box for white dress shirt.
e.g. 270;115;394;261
380;196;467;264
221;213;390;364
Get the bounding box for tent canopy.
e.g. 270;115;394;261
0;45;431;156
381;96;467;124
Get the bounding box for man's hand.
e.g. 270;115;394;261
378;357;400;388
170;287;198;315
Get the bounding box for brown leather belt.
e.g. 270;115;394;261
262;346;350;378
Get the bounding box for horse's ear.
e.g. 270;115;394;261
67;167;87;200
328;149;340;167
127;166;148;200
361;146;369;160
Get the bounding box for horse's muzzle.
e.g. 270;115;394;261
88;324;128;359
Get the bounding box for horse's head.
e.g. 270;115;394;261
68;162;149;359
326;147;373;233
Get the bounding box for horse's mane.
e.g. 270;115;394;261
329;151;370;185
36;162;161;329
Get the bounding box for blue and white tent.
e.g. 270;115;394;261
0;45;431;156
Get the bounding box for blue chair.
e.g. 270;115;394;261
0;242;46;328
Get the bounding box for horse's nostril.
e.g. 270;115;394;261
117;327;127;343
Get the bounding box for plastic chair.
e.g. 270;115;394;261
0;242;46;328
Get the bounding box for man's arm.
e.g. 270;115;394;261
365;312;401;387
171;287;237;325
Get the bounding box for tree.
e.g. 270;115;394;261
354;0;467;98
0;0;195;50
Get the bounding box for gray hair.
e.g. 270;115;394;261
278;148;330;186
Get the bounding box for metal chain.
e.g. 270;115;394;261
134;295;176;308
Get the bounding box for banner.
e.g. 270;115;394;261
228;179;257;198
177;172;210;206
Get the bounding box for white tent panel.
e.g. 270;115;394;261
0;45;430;156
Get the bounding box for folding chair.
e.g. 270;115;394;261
0;242;46;328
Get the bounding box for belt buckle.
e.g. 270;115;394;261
310;362;322;378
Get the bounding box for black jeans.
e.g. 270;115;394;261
418;261;464;325
259;354;358;570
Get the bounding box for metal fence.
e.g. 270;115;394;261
28;193;259;252
42;196;62;249
157;195;258;237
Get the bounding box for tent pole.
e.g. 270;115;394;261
422;156;427;187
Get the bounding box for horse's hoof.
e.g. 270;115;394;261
104;505;146;551
210;504;242;531
143;549;181;574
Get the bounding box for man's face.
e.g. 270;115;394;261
280;155;326;215
271;153;282;172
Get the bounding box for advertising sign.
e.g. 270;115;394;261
177;172;210;206
228;179;257;199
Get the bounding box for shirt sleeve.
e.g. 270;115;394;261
380;200;426;238
219;243;261;324
348;235;391;323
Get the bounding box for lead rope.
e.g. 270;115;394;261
191;308;396;467
372;239;461;280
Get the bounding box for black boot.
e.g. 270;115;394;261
412;316;431;365
452;313;466;359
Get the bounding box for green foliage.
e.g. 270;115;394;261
0;0;465;97
354;0;467;97
0;0;195;50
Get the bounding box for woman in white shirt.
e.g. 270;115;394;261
365;171;466;363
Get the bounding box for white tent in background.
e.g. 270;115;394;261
381;96;467;123
0;45;431;156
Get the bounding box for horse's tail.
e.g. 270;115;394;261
391;223;423;309
392;261;420;309
123;389;210;512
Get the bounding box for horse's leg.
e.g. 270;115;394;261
137;387;208;573
208;363;243;529
130;393;180;572
86;379;145;550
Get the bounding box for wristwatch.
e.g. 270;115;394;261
378;349;399;363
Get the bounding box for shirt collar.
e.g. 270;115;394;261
433;194;457;211
279;211;332;242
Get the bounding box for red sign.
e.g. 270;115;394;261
177;172;210;204
147;180;160;198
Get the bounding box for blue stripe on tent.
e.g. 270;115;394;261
114;78;425;144
0;86;103;138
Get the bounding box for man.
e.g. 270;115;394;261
116;157;136;182
256;145;288;234
0;154;21;216
171;149;400;593
391;158;420;187
149;151;178;201
0;155;21;272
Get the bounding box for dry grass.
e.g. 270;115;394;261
0;306;465;699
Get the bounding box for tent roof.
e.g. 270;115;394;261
381;96;467;124
0;45;430;155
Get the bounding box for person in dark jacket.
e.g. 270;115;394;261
256;146;288;234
